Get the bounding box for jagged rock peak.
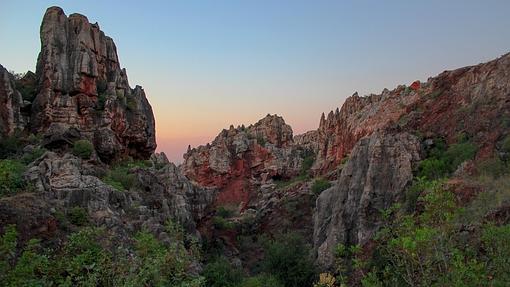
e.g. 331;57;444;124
30;6;156;161
0;65;28;136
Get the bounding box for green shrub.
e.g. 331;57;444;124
417;138;477;180
67;206;88;226
0;221;203;286
242;274;284;287
261;233;316;287
417;158;449;180
482;224;510;285
359;181;510;286
21;147;46;164
203;257;243;287
478;156;509;179
300;153;315;176
216;206;235;218
102;165;136;191
311;178;332;195
501;135;510;154
96;79;107;94
72;139;94;159
444;141;477;169
0;160;26;196
0;135;23;159
126;96;137;111
274;174;308;189
96;93;107;110
16;81;37;102
212;216;235;230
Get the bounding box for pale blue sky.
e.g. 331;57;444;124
1;1;509;162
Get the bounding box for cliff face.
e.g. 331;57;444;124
311;53;510;270
0;65;27;136
182;114;305;208
307;53;510;174
313;132;421;269
30;7;156;161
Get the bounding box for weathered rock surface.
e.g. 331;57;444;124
0;65;27;136
30;6;156;161
313;132;421;269
18;151;211;240
307;53;510;174
182;114;306;208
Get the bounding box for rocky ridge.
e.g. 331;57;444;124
182;114;307;209
30;6;156;161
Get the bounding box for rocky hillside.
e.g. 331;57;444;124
1;5;510;287
306;53;510;174
183;114;308;209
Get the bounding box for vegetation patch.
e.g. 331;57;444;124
260;232;316;287
311;178;332;195
67;206;89;226
0;221;203;286
72;139;94;159
417;137;477;179
203;257;243;287
0;159;27;196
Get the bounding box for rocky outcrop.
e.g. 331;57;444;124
309;89;420;174
309;52;510;174
0;65;28;136
30;6;155;161
313;132;421;269
182;114;305;208
20;151;210;240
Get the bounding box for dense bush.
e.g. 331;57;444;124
311;178;332;195
72;139;94;159
20;147;46;164
0;135;23;159
241;274;284;287
212;216;235;230
355;180;510;286
67;206;88;226
0;221;204;286
261;233;316;287
0;159;26;196
300;151;315;176
203;257;243;287
417;138;477;179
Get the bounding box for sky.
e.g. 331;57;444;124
1;1;510;163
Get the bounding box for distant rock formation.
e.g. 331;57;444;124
0;65;28;136
182;114;305;208
28;6;156;161
305;52;510;173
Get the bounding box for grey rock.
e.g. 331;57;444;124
313;132;421;269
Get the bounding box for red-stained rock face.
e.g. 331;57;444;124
182;114;305;207
29;6;156;161
302;53;510;174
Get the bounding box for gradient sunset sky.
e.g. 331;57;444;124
1;0;510;163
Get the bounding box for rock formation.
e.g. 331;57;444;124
182;114;306;208
8;151;211;241
306;52;510;174
30;6;156;161
0;65;28;136
313;132;421;269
